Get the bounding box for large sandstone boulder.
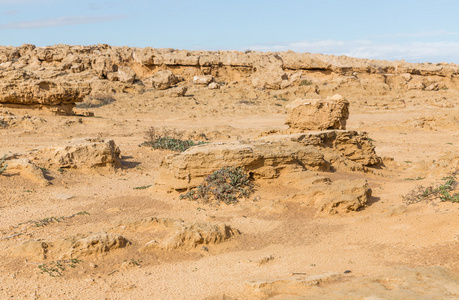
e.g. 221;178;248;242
193;75;214;85
288;179;372;215
157;131;381;191
30;138;121;169
145;70;178;90
286;95;350;131
251;53;287;90
117;66;136;83
92;56;117;78
0;69;91;112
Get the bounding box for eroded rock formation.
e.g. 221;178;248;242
1;44;459;113
157;131;381;191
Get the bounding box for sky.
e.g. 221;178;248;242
1;0;459;63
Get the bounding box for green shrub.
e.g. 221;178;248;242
141;127;207;152
180;166;254;205
299;80;313;86
403;173;459;204
0;154;7;175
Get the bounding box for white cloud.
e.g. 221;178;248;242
372;30;458;38
247;40;459;63
0;15;125;29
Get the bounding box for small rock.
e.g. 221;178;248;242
53;193;74;200
208;82;220;89
193;75;213;85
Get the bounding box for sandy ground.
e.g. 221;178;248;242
0;88;458;299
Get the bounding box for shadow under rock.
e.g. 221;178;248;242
364;195;381;208
120;156;141;169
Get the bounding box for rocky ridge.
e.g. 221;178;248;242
1;44;459;113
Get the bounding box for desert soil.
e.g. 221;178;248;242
1;54;459;299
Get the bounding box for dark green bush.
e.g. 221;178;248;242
141;127;206;152
180;166;254;205
0;154;7;175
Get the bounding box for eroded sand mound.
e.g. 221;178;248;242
125;217;240;251
13;232;130;260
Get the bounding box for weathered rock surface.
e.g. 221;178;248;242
30;138;121;169
66;232;130;258
0;69;91;113
117;66;136;83
4;157;49;186
157;130;381;191
0;110;46;129
286;95;350;131
193;75;214;85
13;232;130;260
244;267;459;299
145;70;178;90
167;86;187;97
288;179;372;215
152;222;239;251
1;44;459;113
125;217;240;251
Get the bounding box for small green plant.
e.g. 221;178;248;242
180;166;254;205
133;185;152;190
0;154;7;175
404;177;425;181
141;127;207;152
125;259;142;266
38;259;81;277
19;211;90;227
272;96;288;101
403;173;459;204
299;80;313;86
57;167;65;173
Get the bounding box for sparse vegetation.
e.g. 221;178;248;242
0;154;7;175
19;211;90;227
180;166;254;205
133;185;152;190
299;79;313;86
404;177;425;181
403;173;459;204
273;95;288;101
38;259;81;277
141;127;207;152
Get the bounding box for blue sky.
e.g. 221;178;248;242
1;0;459;63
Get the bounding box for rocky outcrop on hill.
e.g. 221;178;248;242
1;44;458;113
157;130;381;191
